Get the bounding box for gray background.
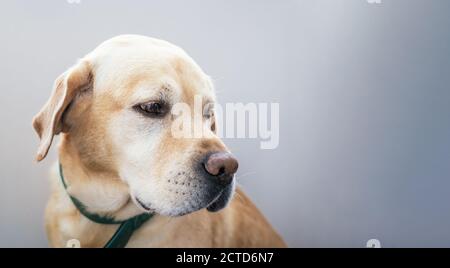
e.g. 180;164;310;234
1;0;450;247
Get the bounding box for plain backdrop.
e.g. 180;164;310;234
1;0;450;247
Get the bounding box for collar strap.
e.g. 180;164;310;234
59;163;153;248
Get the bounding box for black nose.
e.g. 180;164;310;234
203;152;239;186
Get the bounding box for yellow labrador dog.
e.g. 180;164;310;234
33;35;286;248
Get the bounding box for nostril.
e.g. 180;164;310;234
218;166;225;176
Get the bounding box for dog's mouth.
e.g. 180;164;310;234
206;182;234;212
133;181;234;215
206;192;223;212
135;197;153;212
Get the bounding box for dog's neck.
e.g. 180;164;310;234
58;135;143;221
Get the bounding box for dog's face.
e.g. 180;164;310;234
33;35;238;216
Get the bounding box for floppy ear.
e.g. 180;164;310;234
32;60;92;161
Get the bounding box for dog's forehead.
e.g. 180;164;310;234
86;35;214;103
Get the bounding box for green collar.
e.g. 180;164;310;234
59;163;153;248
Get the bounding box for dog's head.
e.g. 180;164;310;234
32;35;238;216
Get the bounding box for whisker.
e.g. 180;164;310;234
235;171;257;181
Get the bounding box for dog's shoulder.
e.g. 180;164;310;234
214;187;287;247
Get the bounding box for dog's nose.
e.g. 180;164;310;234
204;152;238;185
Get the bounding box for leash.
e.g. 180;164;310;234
59;163;153;248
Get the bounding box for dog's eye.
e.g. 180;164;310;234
135;102;166;117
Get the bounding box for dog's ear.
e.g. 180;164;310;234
32;60;92;161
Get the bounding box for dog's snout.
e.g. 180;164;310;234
203;152;238;185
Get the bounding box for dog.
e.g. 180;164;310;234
32;35;286;247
